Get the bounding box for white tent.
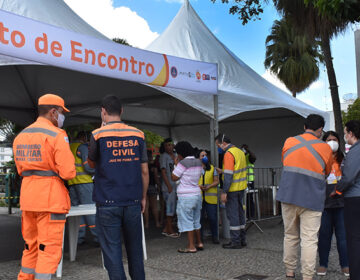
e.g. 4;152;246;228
146;0;329;167
0;0;327;167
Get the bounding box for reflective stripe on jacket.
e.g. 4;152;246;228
276;132;333;212
199;164;218;204
68;142;93;186
13;117;76;213
223;146;247;192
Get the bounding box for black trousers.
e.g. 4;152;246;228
344;197;360;280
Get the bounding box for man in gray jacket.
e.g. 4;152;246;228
335;120;360;280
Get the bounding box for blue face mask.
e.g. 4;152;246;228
201;156;209;165
218;147;224;154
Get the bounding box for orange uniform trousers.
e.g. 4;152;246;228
18;211;66;280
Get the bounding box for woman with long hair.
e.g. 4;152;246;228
317;131;349;277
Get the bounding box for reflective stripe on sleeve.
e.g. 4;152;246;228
283;136;325;170
50;213;66;221
76;172;88;176
22;170;58;177
21;266;35;275
283;166;325;180
20;127;58;137
35;272;52;280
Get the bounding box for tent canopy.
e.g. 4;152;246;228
0;0;328;165
0;0;216;134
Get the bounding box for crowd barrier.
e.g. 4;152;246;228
245;167;283;221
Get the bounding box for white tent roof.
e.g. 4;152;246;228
147;0;326;122
0;0;327;136
0;0;213;133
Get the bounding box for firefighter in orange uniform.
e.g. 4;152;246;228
13;94;76;280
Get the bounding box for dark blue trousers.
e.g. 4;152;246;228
226;191;246;244
318;207;348;268
96;204;145;280
201;202;218;241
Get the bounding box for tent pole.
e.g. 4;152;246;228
213;94;219;166
210;119;215;164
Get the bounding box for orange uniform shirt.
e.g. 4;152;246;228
13;117;76;213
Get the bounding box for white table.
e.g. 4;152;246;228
56;204;96;278
56;204;147;278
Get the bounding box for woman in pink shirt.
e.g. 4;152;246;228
171;141;203;253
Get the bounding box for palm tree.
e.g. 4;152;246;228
264;17;323;97
273;0;350;144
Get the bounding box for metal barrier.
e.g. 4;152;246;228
248;167;282;221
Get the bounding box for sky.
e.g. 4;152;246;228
64;0;359;112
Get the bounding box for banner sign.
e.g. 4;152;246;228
0;10;218;94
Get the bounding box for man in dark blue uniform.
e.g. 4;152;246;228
88;95;149;280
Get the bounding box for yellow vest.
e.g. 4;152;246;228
246;154;255;182
223;146;247;192
198;165;218;204
68;142;93;186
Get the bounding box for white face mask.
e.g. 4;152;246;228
56;112;65;128
327;140;339;152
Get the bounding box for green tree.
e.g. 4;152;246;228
143;129;163;147
272;0;354;145
265;17;323;97
112;38;131;46
211;0;359;145
342;98;360;124
0;118;23;143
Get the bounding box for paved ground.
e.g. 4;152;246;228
0;209;349;280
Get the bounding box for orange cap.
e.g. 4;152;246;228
38;94;70;112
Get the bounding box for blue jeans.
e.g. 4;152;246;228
96;204;145;280
318;207;348;268
69;183;97;243
201;202;218;240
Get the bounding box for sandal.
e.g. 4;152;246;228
168;232;180;238
285;275;295;279
196;244;204;251
178;248;197;253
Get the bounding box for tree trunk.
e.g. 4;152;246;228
292;91;297;98
321;33;344;147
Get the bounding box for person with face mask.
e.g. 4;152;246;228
198;150;220;244
334;120;360;280
215;133;248;249
13;93;76;280
316;131;349;277
276;114;333;280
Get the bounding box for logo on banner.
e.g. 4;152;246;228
170;66;178;78
179;71;195;79
211;76;217;81
196;71;201;80
202;74;210;80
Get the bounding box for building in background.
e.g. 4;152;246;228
0;146;13;167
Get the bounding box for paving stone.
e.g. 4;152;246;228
0;218;348;280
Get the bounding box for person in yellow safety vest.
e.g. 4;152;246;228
241;144;256;219
198;150;220;244
68;131;98;245
216;133;247;249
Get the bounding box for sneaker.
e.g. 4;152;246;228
342;267;349;277
316;266;327;276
